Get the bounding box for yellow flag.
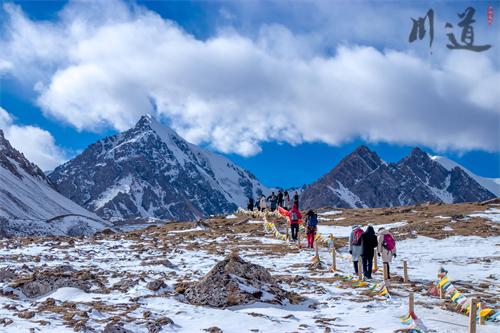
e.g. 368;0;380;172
480;308;493;317
379;286;389;296
451;291;462;302
438;277;449;287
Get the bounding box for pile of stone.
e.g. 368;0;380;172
183;252;301;307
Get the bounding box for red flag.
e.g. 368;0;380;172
487;5;493;25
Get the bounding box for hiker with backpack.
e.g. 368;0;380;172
259;195;267;212
247;197;254;211
287;205;302;241
305;210;318;248
277;190;284;207
349;225;363;275
360;226;378;279
377;227;397;279
267;192;278;211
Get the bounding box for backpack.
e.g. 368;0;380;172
383;234;396;251
351;228;363;246
308;214;318;227
291;211;299;222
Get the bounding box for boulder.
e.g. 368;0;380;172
184;253;299;307
146;279;165;291
103;322;133;333
12;266;92;298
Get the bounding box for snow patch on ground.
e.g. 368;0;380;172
318;210;343;216
469;208;500;223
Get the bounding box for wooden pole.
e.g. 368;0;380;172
469;298;477;333
409;292;415;314
403;260;409;283
357;259;363;280
439;285;444;299
383;262;389;281
331;248;337;271
478;302;485;325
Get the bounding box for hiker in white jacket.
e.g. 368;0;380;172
259;195;267;212
377;227;397;279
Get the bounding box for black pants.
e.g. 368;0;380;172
353;261;359;274
290;224;299;241
362;256;373;278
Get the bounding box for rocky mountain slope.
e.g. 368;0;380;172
0;130;108;237
49;115;269;221
301;146;497;209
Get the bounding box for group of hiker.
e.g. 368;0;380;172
349;225;397;280
247;190;300;212
246;191;397;281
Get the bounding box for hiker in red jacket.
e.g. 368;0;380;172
288;205;302;241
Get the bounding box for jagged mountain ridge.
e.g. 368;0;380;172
300;146;496;209
49;115;269;221
0;130;108;237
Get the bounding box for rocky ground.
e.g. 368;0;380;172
0;201;499;332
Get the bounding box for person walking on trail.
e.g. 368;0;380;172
293;191;299;209
259;195;267;212
247;197;254;211
349;225;363;275
284;191;291;210
377;227;397;279
267;192;278;211
287;205;302;241
305;210;318;248
360;226;378;279
277;190;284;208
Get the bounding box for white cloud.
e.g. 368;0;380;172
0;107;66;170
0;1;499;157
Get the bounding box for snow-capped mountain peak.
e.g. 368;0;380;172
430;155;500;197
49;115;269;221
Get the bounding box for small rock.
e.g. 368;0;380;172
204;327;223;333
17;311;35;319
0;268;17;282
0;317;14;326
103;322;133;333
146;279;166;291
146;317;174;333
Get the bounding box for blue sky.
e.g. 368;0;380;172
0;0;499;188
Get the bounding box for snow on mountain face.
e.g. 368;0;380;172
431;155;500;197
49;115;269;221
0;130;108;237
301;146;496;209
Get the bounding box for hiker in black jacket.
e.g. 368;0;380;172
277;190;284;207
360;226;378;279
